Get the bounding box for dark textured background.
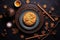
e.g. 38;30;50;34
0;0;60;40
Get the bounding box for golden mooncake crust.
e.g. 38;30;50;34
23;11;37;26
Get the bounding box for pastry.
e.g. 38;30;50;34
23;11;37;26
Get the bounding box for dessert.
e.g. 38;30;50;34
23;11;37;26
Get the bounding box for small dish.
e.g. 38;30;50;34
14;0;21;7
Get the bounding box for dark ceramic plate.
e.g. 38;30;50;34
15;4;44;33
19;10;40;30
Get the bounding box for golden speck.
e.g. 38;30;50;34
50;23;55;28
8;8;15;16
4;29;6;31
51;7;54;11
49;10;52;13
45;22;49;30
3;5;7;9
41;30;46;35
20;35;24;38
45;21;48;26
0;15;3;19
12;28;19;35
43;4;47;9
26;0;30;4
55;17;58;21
